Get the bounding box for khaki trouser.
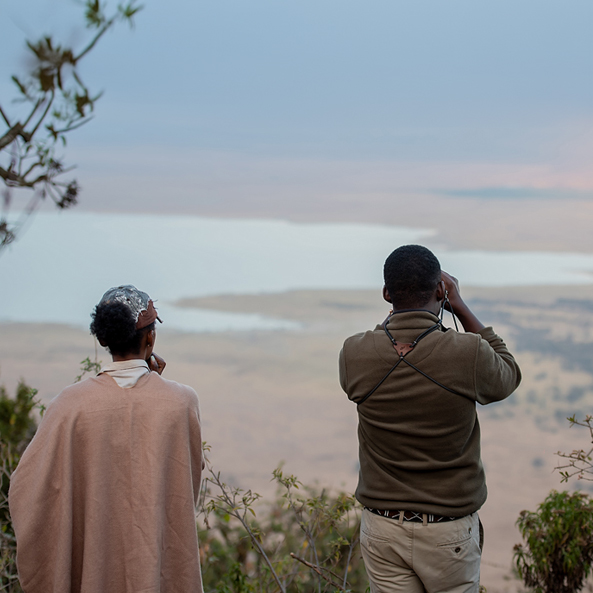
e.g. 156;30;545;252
360;509;481;593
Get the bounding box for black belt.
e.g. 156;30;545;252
365;507;464;523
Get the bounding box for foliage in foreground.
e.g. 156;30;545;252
198;455;367;593
556;415;593;483
514;490;593;593
0;381;40;593
0;0;141;250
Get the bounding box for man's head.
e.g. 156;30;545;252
383;245;442;310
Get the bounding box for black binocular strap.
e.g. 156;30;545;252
397;358;474;402
356;357;405;406
356;318;471;406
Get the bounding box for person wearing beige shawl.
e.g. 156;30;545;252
9;286;204;593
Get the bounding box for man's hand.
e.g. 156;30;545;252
441;270;485;333
441;271;463;313
148;353;166;375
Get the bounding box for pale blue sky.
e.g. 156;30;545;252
1;0;592;213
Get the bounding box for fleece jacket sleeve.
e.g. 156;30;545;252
474;326;522;405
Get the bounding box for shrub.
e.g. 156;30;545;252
0;381;40;593
514;490;593;593
199;458;367;592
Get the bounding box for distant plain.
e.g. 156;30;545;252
3;283;593;591
2;1;593;590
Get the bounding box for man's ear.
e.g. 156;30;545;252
435;280;446;302
382;286;392;303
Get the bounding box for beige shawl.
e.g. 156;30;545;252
9;372;203;593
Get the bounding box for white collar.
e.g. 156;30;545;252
99;359;150;389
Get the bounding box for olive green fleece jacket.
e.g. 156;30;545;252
339;310;521;517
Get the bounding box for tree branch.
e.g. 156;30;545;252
54;116;95;135
21;98;44;130
74;20;114;63
0;165;52;189
289;553;349;592
29;91;55;138
0;105;11;127
21;160;44;181
1;2;141;251
0;124;24;151
0;165;18;184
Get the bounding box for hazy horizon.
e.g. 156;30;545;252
1;0;591;232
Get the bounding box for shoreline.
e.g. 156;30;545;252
69;184;593;254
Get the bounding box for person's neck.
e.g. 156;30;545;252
392;300;440;317
112;353;144;362
392;307;437;314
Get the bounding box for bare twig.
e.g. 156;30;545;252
289;553;349;592
29;91;55;138
54;117;95;135
74;21;114;63
21;98;44;130
204;467;287;593
342;533;359;590
556;415;593;482
0;106;11;127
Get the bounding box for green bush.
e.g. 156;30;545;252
514;490;593;593
0;381;40;593
199;461;367;592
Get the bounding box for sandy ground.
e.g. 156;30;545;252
2;285;593;591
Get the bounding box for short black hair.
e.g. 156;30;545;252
383;245;441;309
90;301;155;357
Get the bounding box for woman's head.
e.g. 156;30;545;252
90;285;161;357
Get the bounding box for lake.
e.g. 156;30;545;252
2;211;593;332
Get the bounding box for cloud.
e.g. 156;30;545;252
437;188;593;201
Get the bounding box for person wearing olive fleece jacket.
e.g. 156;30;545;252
339;245;521;593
